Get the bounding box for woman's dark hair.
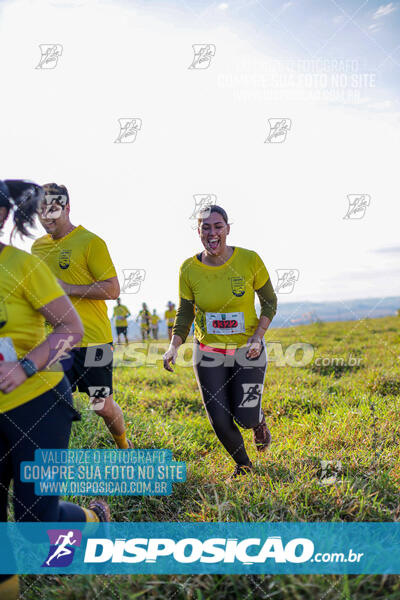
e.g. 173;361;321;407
0;179;42;239
197;204;228;225
0;182;11;211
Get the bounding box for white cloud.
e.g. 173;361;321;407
281;1;294;11
368;22;382;32
367;99;394;110
333;15;345;25
373;2;397;19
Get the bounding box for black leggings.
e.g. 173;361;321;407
193;342;267;466
0;376;86;523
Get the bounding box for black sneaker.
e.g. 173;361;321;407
88;499;111;522
253;415;271;452
226;462;253;483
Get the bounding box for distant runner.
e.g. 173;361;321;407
150;309;160;340
163;205;277;481
137;302;151;341
113;297;131;344
165;301;176;341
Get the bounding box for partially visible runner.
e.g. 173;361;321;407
163;206;277;481
31;183;132;449
165;301;176;341
0;180;110;600
151;309;160;340
137;302;151;342
113;297;131;344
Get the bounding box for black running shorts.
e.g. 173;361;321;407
62;343;113;397
116;326;128;335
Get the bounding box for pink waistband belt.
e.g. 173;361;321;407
198;343;236;355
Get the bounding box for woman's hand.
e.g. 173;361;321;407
0;361;27;393
246;335;263;359
163;345;178;372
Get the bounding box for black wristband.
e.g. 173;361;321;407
19;358;38;378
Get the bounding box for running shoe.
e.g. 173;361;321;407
226;462;253;483
253;415;271;452
88;499;111;522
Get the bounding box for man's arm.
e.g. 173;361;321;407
58;276;120;300
66;234;120;300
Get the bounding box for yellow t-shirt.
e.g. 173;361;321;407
138;309;150;328
113;304;130;327
178;246;269;348
31;226;117;347
151;314;160;326
0;246;65;412
165;309;176;327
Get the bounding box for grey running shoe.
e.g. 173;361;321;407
253;415;271;452
88;499;111;522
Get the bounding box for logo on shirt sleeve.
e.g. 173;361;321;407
59;249;72;270
0;298;7;328
231;277;245;297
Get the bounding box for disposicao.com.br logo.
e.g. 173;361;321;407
42;529;82;567
82;536;363;565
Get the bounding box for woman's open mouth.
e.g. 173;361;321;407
208;238;220;251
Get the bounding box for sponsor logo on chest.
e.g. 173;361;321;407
230;276;245;297
59;249;72;269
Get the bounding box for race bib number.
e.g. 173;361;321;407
205;312;245;335
0;337;18;362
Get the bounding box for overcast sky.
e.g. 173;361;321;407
1;0;399;317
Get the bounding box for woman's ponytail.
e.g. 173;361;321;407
2;180;42;239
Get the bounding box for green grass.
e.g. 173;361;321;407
20;315;400;598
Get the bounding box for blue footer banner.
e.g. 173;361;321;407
1;522;399;574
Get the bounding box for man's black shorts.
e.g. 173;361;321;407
61;343;113;397
116;326;128;335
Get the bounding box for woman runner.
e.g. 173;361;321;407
0;180;109;600
163;206;277;481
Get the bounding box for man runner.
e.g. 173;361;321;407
136;302;151;341
113;297;131;344
150;309;160;340
165;301;176;341
32;183;132;449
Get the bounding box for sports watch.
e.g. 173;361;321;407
19;358;38;378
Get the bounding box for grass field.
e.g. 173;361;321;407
21;315;400;599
